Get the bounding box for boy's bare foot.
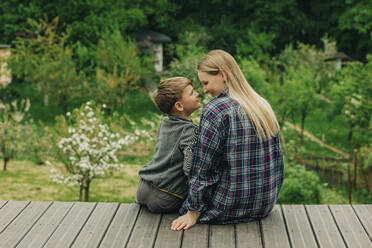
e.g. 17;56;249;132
171;210;201;231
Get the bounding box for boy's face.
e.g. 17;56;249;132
178;84;201;116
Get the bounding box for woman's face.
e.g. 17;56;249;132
197;70;226;97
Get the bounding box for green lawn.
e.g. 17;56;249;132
1;159;362;204
0;160;143;203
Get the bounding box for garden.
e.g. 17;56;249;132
0;0;371;205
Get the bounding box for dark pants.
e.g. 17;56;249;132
136;179;184;213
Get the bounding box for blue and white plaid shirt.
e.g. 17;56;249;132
180;89;284;224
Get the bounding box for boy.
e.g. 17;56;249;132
136;77;201;213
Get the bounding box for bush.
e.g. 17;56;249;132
278;163;321;204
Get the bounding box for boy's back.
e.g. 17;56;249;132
139;116;197;199
136;76;201;213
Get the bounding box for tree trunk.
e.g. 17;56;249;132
79;182;83;201
280;133;289;163
84;179;91;202
348;124;353;143
300;111;307;146
290;112;298;154
3;157;8;171
63;94;68;114
79;177;91;202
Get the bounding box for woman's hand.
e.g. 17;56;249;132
171;210;201;231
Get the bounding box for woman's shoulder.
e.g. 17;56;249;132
205;94;236;111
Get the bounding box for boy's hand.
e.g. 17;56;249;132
171;210;201;231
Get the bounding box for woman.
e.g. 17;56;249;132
171;50;284;230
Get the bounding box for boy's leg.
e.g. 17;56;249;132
136;178;184;213
136;178;150;205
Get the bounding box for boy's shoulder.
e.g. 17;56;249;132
162;116;197;128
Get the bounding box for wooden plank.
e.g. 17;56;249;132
154;214;183;248
305;205;345;248
0;201;7;209
261;205;291;248
209;224;235;248
17;202;74;248
0;201;29;233
181;223;209;248
236;221;262;248
126;207;162;248
282;205;317;248
0;201;51;247
72;202;119;248
99;203;140;248
43;202;96;248
353;205;372;241
329;205;371;248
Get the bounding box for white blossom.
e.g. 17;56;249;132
49;101;136;188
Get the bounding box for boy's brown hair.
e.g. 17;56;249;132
154;77;191;114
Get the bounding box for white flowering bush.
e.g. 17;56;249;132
48;101;135;201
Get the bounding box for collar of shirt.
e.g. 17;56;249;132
214;88;229;99
167;115;194;123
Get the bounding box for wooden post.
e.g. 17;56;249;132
347;163;352;204
353;149;358;189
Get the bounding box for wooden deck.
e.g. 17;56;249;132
0;201;371;248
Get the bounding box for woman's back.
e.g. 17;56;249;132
186;89;284;224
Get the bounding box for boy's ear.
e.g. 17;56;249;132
174;101;184;112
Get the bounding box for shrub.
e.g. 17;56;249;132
47;101;135;201
0;99;30;171
278;163;321;204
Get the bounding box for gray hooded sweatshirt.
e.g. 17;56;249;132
139;116;198;199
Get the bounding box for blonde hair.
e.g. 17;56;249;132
197;50;280;140
154;77;191;114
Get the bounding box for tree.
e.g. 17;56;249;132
48;102;134;201
94;30;153;112
330;55;372;146
0;99;30;170
7;16;82;112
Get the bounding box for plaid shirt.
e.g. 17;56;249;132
180;89;284;224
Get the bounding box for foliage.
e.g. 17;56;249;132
239;57;269;97
330;55;372;146
235;25;275;62
25;121;57;165
358;145;372;192
0;99;30;170
48;101;134;201
274;40;339;146
163;31;209;102
7;16;83;113
94;30;153;111
278;163;321;204
338;0;372;60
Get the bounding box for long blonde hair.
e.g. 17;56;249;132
198;49;280;140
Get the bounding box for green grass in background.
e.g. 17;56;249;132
2;159;371;204
0;161;143;203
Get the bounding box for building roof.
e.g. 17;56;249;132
136;30;171;43
325;52;351;61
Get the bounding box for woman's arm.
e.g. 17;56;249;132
172;107;227;230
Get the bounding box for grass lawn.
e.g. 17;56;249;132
0;160;143;203
0;159;361;204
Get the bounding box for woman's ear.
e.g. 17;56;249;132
220;70;227;83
